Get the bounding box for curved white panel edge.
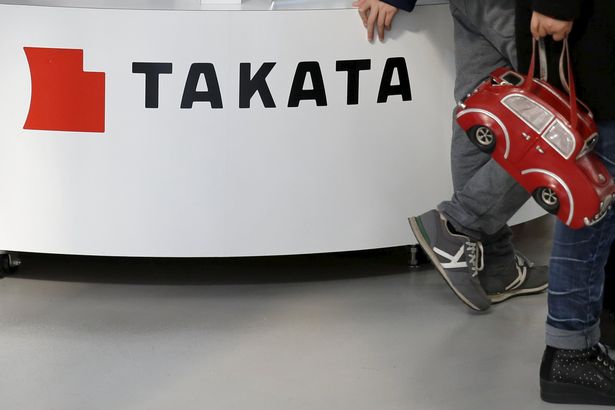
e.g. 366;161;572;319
0;4;544;257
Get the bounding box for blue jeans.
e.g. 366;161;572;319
546;120;615;349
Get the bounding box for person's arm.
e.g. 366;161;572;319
353;0;417;42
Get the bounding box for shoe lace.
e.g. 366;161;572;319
595;343;615;372
514;250;535;268
465;241;484;278
506;253;529;291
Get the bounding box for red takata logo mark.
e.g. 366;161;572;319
24;47;105;133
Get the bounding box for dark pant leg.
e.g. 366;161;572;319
439;0;530;240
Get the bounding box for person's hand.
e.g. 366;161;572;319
353;0;398;42
531;11;573;41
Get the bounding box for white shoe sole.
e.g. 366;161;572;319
489;283;548;303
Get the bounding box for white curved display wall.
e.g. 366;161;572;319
0;0;543;256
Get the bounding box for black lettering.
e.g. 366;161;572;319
132;62;173;108
288;62;327;107
377;57;412;103
239;63;276;109
336;59;371;105
181;63;223;109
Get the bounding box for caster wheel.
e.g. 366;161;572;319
1;253;21;275
408;245;429;268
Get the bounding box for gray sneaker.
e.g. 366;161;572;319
409;209;491;311
482;251;548;303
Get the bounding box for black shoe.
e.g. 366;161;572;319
540;343;615;405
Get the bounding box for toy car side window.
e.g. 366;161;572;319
501;94;554;133
542;120;576;159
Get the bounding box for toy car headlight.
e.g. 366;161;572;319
542;120;576;159
502;95;553;132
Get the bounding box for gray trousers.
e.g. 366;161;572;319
438;0;531;261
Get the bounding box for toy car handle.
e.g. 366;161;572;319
525;37;578;129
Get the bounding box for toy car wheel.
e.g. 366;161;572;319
533;187;560;214
468;126;496;153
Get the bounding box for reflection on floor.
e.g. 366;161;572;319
0;216;567;410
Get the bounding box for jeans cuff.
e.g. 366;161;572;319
545;320;601;349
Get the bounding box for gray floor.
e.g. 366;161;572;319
0;216;593;410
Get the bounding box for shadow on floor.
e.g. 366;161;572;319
8;246;422;286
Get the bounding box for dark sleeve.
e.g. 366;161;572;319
532;0;582;20
381;0;416;13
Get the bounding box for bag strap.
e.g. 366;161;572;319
559;38;578;129
539;38;548;81
524;37;578;129
524;39;538;88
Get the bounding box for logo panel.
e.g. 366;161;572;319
24;47;105;133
